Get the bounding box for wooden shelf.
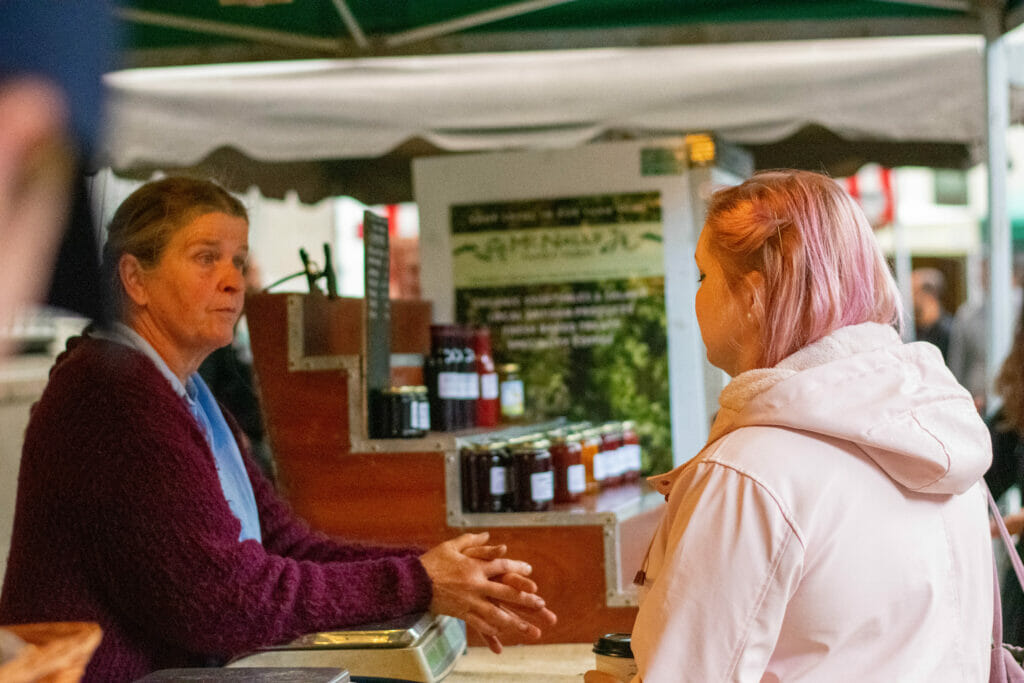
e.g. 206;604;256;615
247;292;665;643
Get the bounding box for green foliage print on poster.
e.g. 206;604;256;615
456;276;672;475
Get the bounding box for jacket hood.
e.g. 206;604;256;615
672;323;991;495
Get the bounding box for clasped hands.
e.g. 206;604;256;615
419;531;557;654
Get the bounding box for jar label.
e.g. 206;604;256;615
623;444;642;471
480;373;499;400
567;464;586;493
612;448;626;477
593;452;608;481
531;470;555;502
464;373;480;399
490;466;508;495
438;372;461;399
500;379;525;416
417;401;430;432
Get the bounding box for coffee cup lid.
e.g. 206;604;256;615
593;632;633;658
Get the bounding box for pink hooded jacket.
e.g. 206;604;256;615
632;322;994;682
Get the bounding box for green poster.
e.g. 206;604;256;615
452;192;672;475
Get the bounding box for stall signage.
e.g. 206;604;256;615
364;210;391;437
452;191;670;470
451;193;663;287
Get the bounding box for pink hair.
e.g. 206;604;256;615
703;169;903;368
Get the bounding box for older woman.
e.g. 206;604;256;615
0;177;555;681
589;170;993;682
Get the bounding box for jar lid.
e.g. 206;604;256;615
593;633;634;658
512;438;550;452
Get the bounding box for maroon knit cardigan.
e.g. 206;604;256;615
0;336;433;681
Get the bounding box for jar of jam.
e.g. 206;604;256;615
498;363;525;423
473;327;500;427
600;422;625;487
511;438;554;512
413;386;431;436
550;431;585;504
478;440;514;512
427;325;461;431
621;420;642;483
580;427;603;494
460;444;480;512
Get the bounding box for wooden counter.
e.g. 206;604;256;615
246;292;664;645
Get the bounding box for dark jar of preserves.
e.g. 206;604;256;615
550;431;585;504
426;325;460;431
511;438;554;512
460;444;481;513
476;440;514;513
621;420;642;483
600;422;625;487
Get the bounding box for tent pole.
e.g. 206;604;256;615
982;1;1013;404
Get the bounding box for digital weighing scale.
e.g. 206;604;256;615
227;612;466;682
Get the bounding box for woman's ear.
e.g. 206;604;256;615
118;254;148;307
742;270;766;325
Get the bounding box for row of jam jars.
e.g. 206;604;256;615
600;421;643;486
574;421;643;491
460;437;554;512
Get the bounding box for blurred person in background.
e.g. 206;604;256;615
948;254;1024;415
912;267;954;362
984;290;1024;646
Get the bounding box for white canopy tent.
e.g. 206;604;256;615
102;34;1024;171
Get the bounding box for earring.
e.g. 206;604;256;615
746;312;753;322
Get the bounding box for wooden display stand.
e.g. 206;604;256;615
246;292;665;645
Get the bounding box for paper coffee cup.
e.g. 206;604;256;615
593;633;637;682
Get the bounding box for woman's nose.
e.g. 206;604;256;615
222;263;246;291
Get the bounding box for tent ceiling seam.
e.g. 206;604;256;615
329;0;368;49
384;0;582;48
871;0;972;10
114;7;341;53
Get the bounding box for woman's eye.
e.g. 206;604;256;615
697;273;706;283
197;252;217;265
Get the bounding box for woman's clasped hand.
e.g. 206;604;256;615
420;531;557;653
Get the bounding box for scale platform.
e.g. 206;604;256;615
228;613;466;683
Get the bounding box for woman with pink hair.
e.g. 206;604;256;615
591;170;994;681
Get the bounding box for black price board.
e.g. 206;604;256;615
363;210;391;437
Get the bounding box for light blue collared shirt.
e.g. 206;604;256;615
96;324;263;544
